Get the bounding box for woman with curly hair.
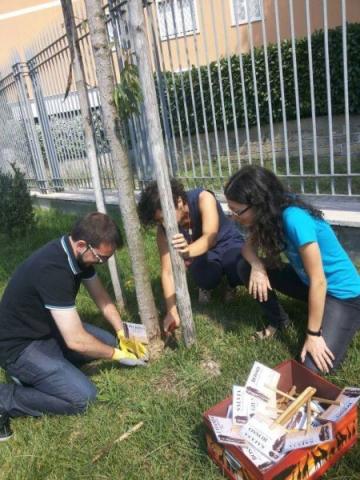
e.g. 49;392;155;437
224;165;360;373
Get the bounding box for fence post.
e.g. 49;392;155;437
12;61;48;192
108;0;154;182
0;71;36;185
27;57;64;191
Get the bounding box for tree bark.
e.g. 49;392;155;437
61;0;125;311
128;0;196;347
83;0;160;341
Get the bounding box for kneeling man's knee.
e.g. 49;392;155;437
68;383;97;414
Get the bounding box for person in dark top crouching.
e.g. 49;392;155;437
138;179;290;335
0;212;147;441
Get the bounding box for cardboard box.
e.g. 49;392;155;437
203;360;358;480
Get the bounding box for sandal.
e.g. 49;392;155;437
251;325;278;341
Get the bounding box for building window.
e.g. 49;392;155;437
157;0;198;40
231;0;262;25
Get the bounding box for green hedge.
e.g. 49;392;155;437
159;23;360;136
0;164;34;237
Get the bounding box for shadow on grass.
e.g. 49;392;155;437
191;421;212;463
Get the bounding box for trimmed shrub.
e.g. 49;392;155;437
0;164;35;237
159;23;360;136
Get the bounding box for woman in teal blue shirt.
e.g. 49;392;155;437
224;165;360;373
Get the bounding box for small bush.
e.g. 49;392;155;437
0;163;35;237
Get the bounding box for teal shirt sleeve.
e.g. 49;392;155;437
283;207;317;249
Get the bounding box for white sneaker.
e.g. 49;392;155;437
198;288;211;304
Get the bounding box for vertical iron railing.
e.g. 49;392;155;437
0;67;40;189
12;61;48;191
0;0;359;196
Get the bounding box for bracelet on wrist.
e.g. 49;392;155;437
307;327;322;337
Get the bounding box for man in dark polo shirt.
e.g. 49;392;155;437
0;212;147;441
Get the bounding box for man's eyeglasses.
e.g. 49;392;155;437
87;243;112;264
230;205;251;218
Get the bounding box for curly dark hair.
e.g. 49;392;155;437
137;178;187;226
224;166;323;259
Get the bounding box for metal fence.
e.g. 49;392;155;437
0;61;47;190
0;0;359;196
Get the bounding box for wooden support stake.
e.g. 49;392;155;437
265;384;296;402
92;421;144;464
274;387;316;427
306;399;312;433
288;385;297;397
312;396;341;406
267;385;327;413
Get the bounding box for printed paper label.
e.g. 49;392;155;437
241;414;286;461
232;386;249;424
208;415;245;447
124;322;148;344
284;422;333;452
232;385;278;425
245;362;280;407
241;444;274;471
320;387;360;422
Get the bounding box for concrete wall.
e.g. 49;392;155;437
174;114;360;163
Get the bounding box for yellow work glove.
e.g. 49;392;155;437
117;329;149;362
112;347;146;367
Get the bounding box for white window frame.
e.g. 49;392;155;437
230;0;263;26
156;0;199;41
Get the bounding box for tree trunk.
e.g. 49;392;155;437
60;0;125;311
128;0;196;347
83;0;160;342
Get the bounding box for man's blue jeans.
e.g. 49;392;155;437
0;323;117;418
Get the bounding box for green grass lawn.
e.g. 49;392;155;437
0;209;359;480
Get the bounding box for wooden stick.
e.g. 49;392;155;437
288;385;297;397
306;399;312;434
288;428;306;433
267;385;331;412
287;391;339;405
92;421;144;464
312;396;341;406
274;387;316;427
265;384;296;401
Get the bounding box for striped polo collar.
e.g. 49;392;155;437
60;235;82;275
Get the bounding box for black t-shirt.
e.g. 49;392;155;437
0;236;95;367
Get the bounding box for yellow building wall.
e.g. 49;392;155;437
0;1;66;69
1;0;359;82
151;0;360;71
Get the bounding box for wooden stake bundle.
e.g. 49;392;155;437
274;387;317;427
